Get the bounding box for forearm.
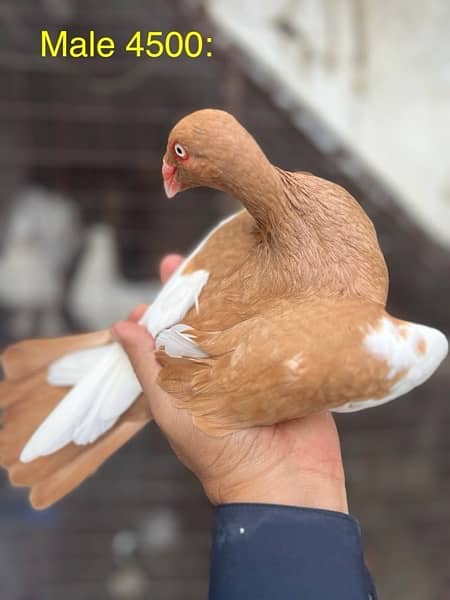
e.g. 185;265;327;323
209;503;377;600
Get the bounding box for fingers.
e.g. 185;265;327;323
112;320;180;426
112;321;159;391
127;304;149;323
115;253;190;442
160;254;184;284
112;319;194;446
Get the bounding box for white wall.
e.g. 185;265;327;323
206;0;450;246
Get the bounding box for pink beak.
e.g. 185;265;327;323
162;159;180;198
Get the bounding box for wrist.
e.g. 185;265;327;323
203;467;348;514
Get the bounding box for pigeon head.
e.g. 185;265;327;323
162;109;272;199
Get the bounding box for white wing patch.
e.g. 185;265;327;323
139;213;238;338
21;213;241;462
48;346;111;386
333;318;448;414
156;324;208;359
21;344;141;462
139;270;209;336
21;263;213;462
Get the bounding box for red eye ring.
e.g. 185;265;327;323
174;142;188;160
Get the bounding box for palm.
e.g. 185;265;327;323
143;350;344;506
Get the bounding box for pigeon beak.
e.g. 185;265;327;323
162;159;180;198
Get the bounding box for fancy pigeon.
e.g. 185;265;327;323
0;109;447;509
68;223;160;330
0;186;81;337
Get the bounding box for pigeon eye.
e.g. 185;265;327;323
174;143;187;159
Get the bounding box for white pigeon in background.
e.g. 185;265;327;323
68;223;160;330
0;185;81;337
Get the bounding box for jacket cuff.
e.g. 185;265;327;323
209;503;376;600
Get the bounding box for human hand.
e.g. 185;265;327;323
112;255;348;513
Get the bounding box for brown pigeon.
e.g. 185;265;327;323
0;109;447;509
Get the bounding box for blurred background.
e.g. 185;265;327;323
0;1;449;598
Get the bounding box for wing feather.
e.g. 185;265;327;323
21;268;210;462
20;344;141;461
156;324;208;358
48;346;111;386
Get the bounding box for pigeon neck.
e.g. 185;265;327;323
221;152;285;237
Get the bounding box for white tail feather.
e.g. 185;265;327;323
20;267;210;462
20;344;141;461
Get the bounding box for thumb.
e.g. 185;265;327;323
112;319;188;437
112;320;160;390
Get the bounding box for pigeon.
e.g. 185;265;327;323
0;186;81;337
0;109;447;509
68;223;160;330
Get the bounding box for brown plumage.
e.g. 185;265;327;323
0;109;447;508
0;332;151;508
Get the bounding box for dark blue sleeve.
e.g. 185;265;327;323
209;503;377;600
